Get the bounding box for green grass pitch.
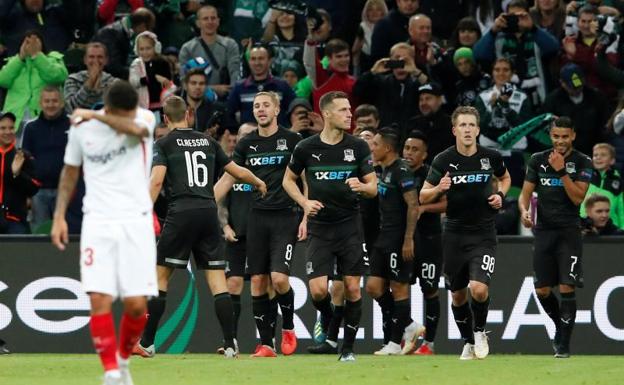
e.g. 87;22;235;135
1;354;623;385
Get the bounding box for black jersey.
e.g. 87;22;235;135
233;127;301;210
426;145;507;232
413;163;442;235
153;128;230;212
377;158;416;243
289;133;375;224
525;149;592;229
225;181;253;237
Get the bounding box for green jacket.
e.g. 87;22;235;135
580;168;624;229
0;52;68;130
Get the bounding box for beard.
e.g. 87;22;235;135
257;116;274;128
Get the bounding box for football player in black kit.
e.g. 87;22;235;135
283;91;377;362
420;106;511;360
216;122;257;354
518;116;592;358
366;128;425;356
134;96;266;358
402;130;446;355
216;91;304;357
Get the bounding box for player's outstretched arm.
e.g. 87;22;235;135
150;165;166;203
518;180;536;228
51;165;80;250
420;172;450;204
223;161;267;198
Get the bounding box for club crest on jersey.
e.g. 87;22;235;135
344;149;355;162
276;139;288;151
565;162;576;174
384;172;392;183
480;158;491;170
306;262;314;275
613;180;620;190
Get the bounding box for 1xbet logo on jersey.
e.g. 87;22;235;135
315;171;352;180
249;155;285;166
451;173;491;184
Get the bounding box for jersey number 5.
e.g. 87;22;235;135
184;151;208;187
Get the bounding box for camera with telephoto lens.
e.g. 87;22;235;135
268;0;323;31
500;82;514;97
597;14;620;47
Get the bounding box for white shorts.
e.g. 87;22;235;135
80;216;157;299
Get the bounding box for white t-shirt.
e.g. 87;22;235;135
64;108;156;221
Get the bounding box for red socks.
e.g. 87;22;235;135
118;312;148;359
90;313;118;371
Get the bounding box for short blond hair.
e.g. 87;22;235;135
451;106;480;126
390;42;415;59
253;91;280;107
593;143;616;159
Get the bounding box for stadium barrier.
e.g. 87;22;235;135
0;236;623;354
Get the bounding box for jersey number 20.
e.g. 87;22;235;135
184;151;208;187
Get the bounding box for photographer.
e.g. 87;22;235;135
562;5;620;101
473;0;560;109
353;42;425;140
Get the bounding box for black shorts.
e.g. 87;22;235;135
411;232;443;293
533;227;584;288
306;215;369;279
246;208;299;275
442;230;497;292
225;238;247;278
157;207;225;270
370;241;413;283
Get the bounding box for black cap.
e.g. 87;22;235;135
418;82;443;96
0;111;16;122
287;98;312;116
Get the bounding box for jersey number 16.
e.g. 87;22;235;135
184;151;208;187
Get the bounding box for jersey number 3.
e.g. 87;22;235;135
184;151;208;187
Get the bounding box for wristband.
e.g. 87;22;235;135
556;168;567;177
496;191;505;201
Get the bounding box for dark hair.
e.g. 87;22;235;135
317;9;332;26
163;95;187;123
578;4;599;17
552;116;575;131
450;17;482;48
85;42;108;57
358;126;377;136
23;29;47;54
585;193;610;209
129;8;156;30
250;42;274;59
507;0;529;12
494;57;514;72
319;91;348;111
197;4;219;18
104;81;138;111
451;106;480;126
325;39;349;58
184;68;207;84
354;104;379;120
406;129;428;146
377;127;401;153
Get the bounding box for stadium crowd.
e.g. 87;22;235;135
0;0;623;236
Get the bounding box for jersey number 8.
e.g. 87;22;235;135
184;151;208;187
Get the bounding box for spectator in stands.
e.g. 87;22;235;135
0;111;40;234
304;36;355;118
64;42;118;114
261;9;307;77
473;0;560;109
0;30;68;130
229;0;268;44
97;0;144;26
530;0;566;39
0;0;71;56
579;143;624;229
178;5;240;99
353;42;425;138
20;86;68;231
287;98;323;138
435;17;483;103
129;31;173;111
227;45;294;128
162;46;181;86
219;129;237;157
606;97;624;173
543;63;609;156
562;5;620;101
450;47;491;108
582;193;624;236
407;83;454;161
280;60;305;91
354;104;380;135
408;14;441;75
419;0;468;41
93;7;155;80
181;68;226;134
370;0;419;63
352;0;388;75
